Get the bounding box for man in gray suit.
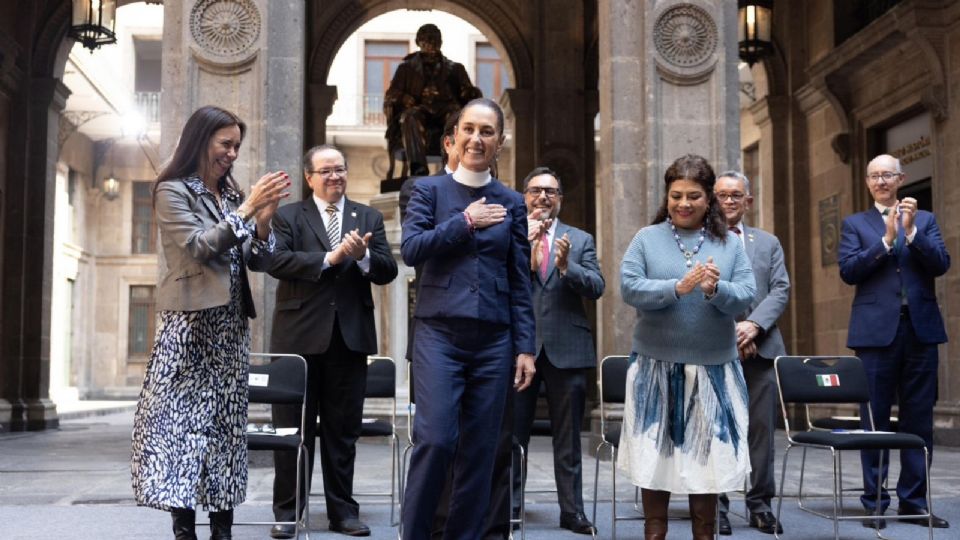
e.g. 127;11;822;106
715;171;790;535
509;167;605;535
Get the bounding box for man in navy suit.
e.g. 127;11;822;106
838;153;950;529
268;145;398;538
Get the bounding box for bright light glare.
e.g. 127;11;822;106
121;111;146;138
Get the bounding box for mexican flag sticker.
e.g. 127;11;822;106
817;374;840;387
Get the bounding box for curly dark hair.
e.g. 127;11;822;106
652;154;727;242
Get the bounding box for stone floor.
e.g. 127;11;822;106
1;409;958;539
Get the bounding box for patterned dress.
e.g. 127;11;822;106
131;178;273;512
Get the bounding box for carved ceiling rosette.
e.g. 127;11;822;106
189;0;262;71
653;3;719;83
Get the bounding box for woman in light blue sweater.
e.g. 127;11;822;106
617;154;756;540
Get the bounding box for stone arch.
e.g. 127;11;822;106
307;0;533;91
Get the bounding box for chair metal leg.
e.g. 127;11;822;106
924;448;933;540
611;444;618;540
798;446;808;510
773;443;792;540
591;441;607;532
831;449;841;540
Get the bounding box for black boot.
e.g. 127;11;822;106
170;508;198;540
209;509;233;540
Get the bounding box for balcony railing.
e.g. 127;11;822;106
362;94;386;126
135;91;161;124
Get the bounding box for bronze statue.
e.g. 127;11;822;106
384;24;482;179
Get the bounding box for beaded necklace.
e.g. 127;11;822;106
669;219;706;267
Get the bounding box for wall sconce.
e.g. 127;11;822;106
69;0;118;51
102;176;120;200
737;0;773;67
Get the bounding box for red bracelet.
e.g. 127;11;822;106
463;211;475;232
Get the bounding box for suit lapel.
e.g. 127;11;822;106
866;208;886;238
341;198;359;238
543;221;565;285
743;225;757;260
301;199;332;251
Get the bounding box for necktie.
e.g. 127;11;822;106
540;234;549;280
325;203;340;248
730;226;741;235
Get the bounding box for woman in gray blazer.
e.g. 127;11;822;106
131;105;289;540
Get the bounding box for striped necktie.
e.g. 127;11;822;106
325;203;340;248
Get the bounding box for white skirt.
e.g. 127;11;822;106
616;354;751;494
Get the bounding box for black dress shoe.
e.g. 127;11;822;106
269;524;296;539
861;516;886;529
748;512;783;534
330;518;371;537
559;512;596;535
897;507;950;528
717;512;732;535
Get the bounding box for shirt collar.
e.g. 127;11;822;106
314;194;344;214
546;218;559;239
184;175;242;202
874;202;895;215
453;167;491;187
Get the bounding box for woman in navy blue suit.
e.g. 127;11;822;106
400;98;537;540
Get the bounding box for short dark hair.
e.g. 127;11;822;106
154;105;245;202
303;144;347;173
416;24;441;46
439;112;459;166
522;166;563;193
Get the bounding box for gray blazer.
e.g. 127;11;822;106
154;177;271;317
741;225;790;359
534;221;605;369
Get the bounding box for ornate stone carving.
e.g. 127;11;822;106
653;4;717;68
190;0;261;58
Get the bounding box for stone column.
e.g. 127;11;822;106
162;0;306;350
500;89;535;189
0;32;21;431
596;0;740;357
261;0;305;351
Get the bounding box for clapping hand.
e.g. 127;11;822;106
676;262;705;296
329;229;372;265
242;171;290;239
554;233;571;273
699;256;719;296
900;197;918;236
466;197;507;229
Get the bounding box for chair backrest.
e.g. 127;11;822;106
600;355;630;405
774;355;870;405
366;356;396;399
248;353;308;405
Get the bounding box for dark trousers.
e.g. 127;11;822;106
272;319;368;523
511;352;588;516
401;318;512;540
857;311;938;512
719;356;777;514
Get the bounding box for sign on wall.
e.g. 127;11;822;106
884;111;933;184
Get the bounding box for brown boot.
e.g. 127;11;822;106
641;488;670;540
689;494;718;540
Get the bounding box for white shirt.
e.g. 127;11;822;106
731;220;746;250
874;202;916;251
314;195;370;273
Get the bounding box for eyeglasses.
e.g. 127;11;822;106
524;187;561;198
715;192;746;202
309;167;347;177
867;172;900;182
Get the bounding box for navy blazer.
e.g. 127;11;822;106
838;207;950;348
401;174;536;356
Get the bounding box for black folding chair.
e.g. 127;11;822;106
773;355;934;540
241;353;310;539
310;356;401;525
